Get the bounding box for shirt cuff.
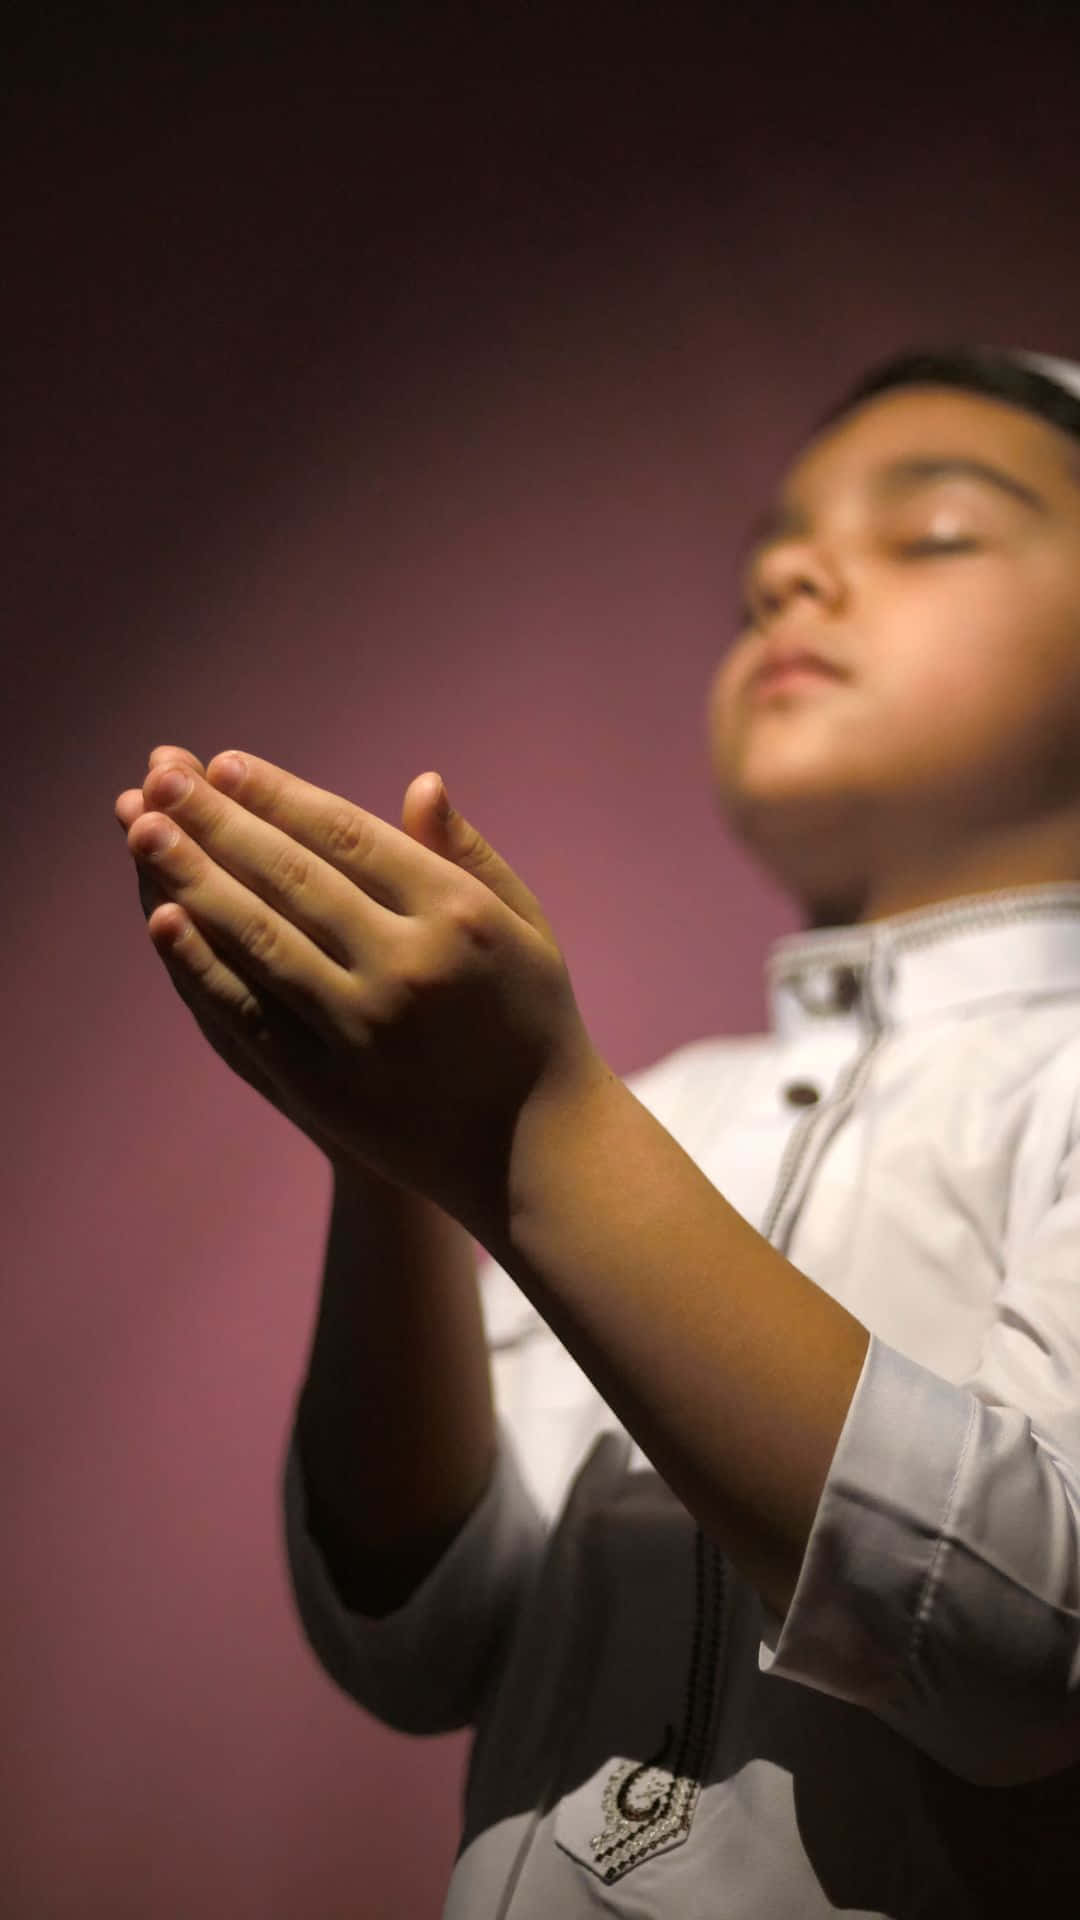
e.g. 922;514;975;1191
759;1334;974;1714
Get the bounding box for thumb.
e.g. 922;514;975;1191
402;771;555;938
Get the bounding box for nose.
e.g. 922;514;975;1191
746;540;843;626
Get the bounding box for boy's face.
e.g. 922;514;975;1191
707;385;1080;924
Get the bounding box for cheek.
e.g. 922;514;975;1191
705;649;750;751
874;591;1080;776
705;571;1080;805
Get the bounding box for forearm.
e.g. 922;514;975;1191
297;1161;496;1616
488;1060;870;1619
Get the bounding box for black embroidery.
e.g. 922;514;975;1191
588;1529;726;1881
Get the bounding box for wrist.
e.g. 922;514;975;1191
476;1041;620;1262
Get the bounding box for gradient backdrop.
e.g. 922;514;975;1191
7;5;1080;1915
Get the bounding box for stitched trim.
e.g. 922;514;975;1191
585;1530;726;1883
767;886;1080;993
905;1391;979;1688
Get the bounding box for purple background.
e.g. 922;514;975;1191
6;6;1080;1914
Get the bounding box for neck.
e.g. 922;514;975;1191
800;816;1080;929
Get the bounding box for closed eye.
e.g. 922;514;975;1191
899;535;980;556
734;533;982;630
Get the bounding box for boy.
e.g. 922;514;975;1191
116;344;1080;1914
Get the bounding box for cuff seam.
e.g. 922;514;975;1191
905;1387;978;1688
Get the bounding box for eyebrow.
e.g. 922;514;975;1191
739;454;1051;565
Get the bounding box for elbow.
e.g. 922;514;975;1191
926;1709;1080;1789
901;1628;1080;1786
285;1564;486;1734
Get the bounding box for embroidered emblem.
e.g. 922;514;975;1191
588;1529;726;1882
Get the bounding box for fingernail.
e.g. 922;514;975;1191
212;753;246;791
138;817;178;855
154;769;192;807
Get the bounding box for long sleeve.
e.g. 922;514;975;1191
281;1411;546;1734
763;1116;1080;1786
278;1172;627;1738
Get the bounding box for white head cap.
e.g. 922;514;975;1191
1004;349;1080;405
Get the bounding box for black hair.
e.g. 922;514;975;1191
812;345;1080;451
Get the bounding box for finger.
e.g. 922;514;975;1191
147;745;207;775
115;788;145;829
200;749;463;916
136;861;168;922
144;894;276;1042
138;762;400;969
123;762;292;1041
133;851;256;1009
401;772;554;938
128;795;358;1040
116;747;204;827
114;788;169;917
145;900;319;1107
132;811;301;1059
399;771;451;851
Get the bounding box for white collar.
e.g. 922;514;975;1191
765;884;1080;1041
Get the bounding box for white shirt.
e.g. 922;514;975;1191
282;882;1080;1916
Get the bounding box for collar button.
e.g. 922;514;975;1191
793;963;861;1015
783;1080;821;1107
831;964;861;1011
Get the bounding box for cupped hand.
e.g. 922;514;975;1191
117;746;600;1231
116;743;328;1138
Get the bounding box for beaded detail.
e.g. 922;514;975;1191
587;1528;726;1882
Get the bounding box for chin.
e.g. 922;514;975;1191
717;768;853;837
801;888;870;930
717;779;874;921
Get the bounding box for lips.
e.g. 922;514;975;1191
749;646;845;695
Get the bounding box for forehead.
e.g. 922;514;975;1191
785;384;1078;504
735;385;1080;568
